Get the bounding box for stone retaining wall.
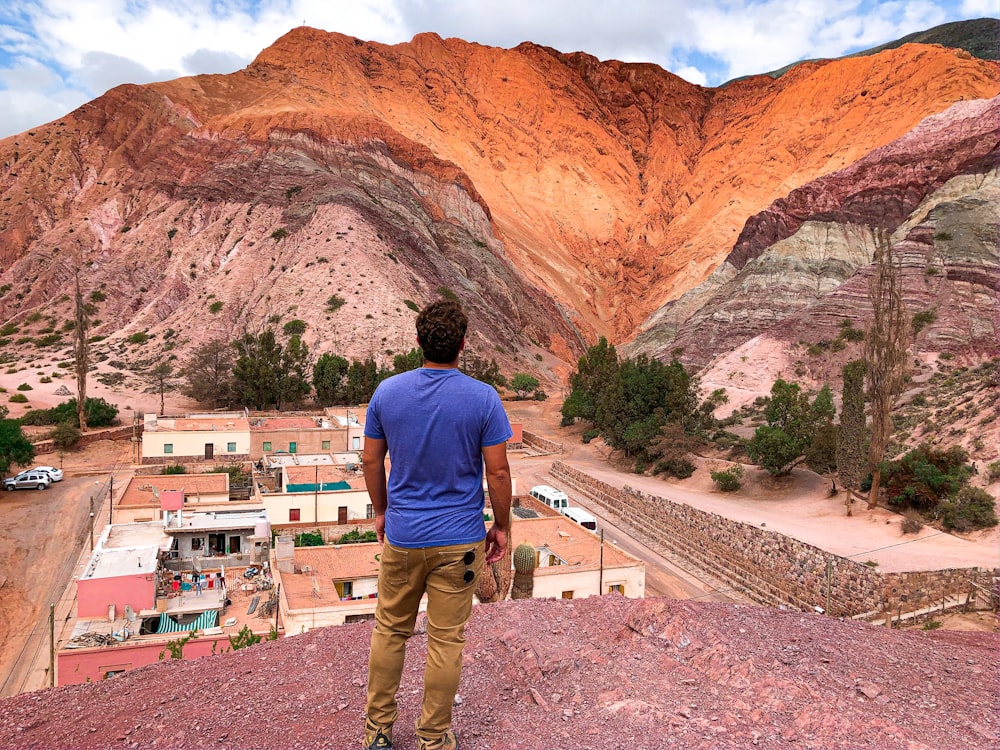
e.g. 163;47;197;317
552;461;997;619
32;425;135;455
523;430;562;454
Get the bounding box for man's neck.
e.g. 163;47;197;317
422;359;459;370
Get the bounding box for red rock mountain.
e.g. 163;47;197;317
0;26;997;377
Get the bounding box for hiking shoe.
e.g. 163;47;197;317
417;730;459;750
363;719;393;749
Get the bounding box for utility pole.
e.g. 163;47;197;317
89;495;96;551
49;603;55;688
108;476;114;526
598;529;604;596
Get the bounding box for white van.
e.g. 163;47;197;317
529;485;569;510
562;506;597;531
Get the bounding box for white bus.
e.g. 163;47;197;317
562;506;597;531
529;485;569;510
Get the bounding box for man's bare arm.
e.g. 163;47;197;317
362;436;389;543
482;441;512;563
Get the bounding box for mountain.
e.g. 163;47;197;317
0;22;997;386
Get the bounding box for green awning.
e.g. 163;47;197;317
156;609;218;634
285;481;351;493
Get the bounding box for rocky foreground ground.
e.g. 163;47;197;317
1;596;996;750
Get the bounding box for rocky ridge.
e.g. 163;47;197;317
0;596;996;750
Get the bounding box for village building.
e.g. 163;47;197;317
114;472;253;524
273;494;643;634
59;511;277;686
249;412;364;457
140;413;251;465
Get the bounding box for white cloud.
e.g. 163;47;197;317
960;0;997;16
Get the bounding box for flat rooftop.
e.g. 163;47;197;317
251;417;327;430
166;509;269;533
282;543;381;611
516;516;640;574
83;523;171;580
119;473;230;508
147;417;250;432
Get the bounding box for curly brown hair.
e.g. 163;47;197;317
416;299;467;364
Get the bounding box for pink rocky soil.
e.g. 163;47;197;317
1;596;997;750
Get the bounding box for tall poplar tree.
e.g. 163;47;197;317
863;229;909;509
837;359;867;516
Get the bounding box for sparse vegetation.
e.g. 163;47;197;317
326;294;346;313
126;331;149;345
271;228;288;241
710;464;744;492
208;301;224;314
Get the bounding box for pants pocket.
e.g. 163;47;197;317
380;543;410;586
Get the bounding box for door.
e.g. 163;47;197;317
338;506;348;524
205;443;214;459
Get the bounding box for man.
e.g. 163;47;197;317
362;299;513;750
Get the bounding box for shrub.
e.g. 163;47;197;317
911;309;937;334
50;422;81;449
403;299;420;313
581;428;600;444
654;458;696;479
163;465;187;475
208;301;224;314
16;383;32;391
336;529;378;544
9;393;28;403
326;294;346;313
126;331;149;345
986;461;1000;482
228;625;261;651
294;531;325;547
710;464;744;492
941;487;998;532
282;319;307;336
900;514;923;535
271;228;288;241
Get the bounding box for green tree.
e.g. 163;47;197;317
278;335;311;408
881;444;972;512
0;419;34;475
50;422;82;450
345;357;389;405
313;353;350;406
510;373;540;400
747;380;835;476
182;338;235;408
461;353;506;389
392;348;423;374
232;329;283;409
42;397;119;428
837;359;867;515
148;361;174;416
561;337;619;426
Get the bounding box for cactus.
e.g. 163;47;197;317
476;512;513;603
511;542;536;600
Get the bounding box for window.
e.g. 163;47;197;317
322;440;330;450
227;442;236;453
163;444;173;454
607;584;625;595
289;508;301;522
561;591;574;599
335;581;354;599
366;504;375;519
191;537;203;550
289;442;297;454
263;441;272;451
352;436;361;450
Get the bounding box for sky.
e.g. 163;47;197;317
0;0;994;139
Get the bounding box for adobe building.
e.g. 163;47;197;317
59;520;276;685
115;472;243;524
141;413;251;465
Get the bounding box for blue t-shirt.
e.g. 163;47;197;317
364;367;513;548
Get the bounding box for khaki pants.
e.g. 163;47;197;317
366;540;485;742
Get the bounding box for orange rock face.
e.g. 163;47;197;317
0;28;996;358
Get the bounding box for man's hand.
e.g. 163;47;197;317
484;525;508;564
375;514;386;544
